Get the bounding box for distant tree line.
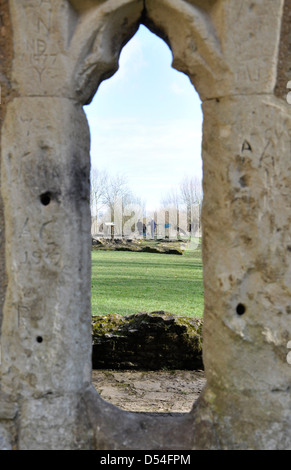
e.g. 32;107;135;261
160;175;203;235
90;168;144;236
90;168;202;238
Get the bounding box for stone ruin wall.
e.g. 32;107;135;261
0;0;290;450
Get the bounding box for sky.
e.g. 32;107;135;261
84;24;203;212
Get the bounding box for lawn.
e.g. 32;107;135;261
91;241;204;318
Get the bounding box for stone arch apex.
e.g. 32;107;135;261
69;0;227;105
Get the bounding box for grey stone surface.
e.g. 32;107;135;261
0;425;12;451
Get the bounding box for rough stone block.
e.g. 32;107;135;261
92;312;203;370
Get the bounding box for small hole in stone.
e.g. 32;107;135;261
36;336;43;343
239;175;248;187
40;192;52;206
236;303;246;316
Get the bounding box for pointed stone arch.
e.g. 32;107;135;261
69;0;227;105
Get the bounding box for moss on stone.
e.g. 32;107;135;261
92;311;203;370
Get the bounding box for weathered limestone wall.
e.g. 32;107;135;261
275;0;291;98
0;0;13;337
0;0;291;450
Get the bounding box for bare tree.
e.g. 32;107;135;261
160;176;203;237
101;172;135;213
180;175;203;208
90;168;106;212
179;176;203;234
90;168;107;234
160;187;181;209
90;167;144;237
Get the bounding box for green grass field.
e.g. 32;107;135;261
91;240;204;318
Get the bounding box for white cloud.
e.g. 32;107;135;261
90;117;202;162
170;81;187;96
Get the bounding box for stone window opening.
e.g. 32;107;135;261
86;23;205;416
